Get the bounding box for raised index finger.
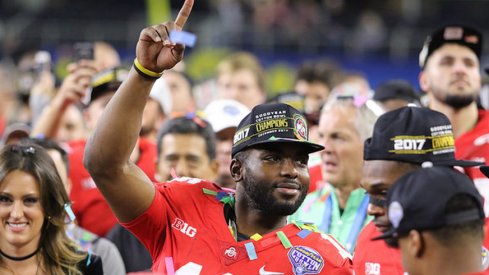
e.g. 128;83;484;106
175;0;194;31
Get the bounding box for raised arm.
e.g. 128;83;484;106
83;0;194;222
31;61;97;139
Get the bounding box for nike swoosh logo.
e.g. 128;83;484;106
259;265;284;275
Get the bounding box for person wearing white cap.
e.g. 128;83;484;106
149;69;196;119
204;99;249;189
144;77;169;142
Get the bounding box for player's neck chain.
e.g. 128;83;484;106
0;248;39;261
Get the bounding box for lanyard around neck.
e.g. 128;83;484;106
319;192;369;252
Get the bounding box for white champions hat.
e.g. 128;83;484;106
149;77;172;115
203;99;250;133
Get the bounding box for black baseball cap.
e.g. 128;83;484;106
419;25;482;69
231;103;324;156
479;166;489;178
373;166;484;240
373;80;420;103
364;106;482;167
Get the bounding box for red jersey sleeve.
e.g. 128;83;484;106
121;178;217;261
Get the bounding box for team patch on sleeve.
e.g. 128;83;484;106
287;246;324;275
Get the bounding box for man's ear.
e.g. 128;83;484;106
230;158;243;182
407;229;425;258
419;71;429;94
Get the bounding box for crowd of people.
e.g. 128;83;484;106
0;0;488;274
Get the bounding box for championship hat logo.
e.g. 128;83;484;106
364;106;482;167
294;114;307;141
231;103;324;156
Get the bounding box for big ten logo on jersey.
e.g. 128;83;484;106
393;138;425;151
233;127;250;144
172;218;197;237
365;262;380;275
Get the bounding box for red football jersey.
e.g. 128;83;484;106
456;110;489;215
68;138;157;236
453;110;489;275
353;222;404;275
123;178;353;274
354;220;489;275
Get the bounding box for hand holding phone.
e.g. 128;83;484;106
74;42;94;61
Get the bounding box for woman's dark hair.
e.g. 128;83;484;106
157;115;216;161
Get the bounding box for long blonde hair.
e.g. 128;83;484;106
0;144;86;274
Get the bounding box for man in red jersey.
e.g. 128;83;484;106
353;106;483;275
419;25;489;214
84;1;353;274
420;25;489;275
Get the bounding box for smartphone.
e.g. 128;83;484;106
34;51;52;73
73;42;94;61
73;42;95;105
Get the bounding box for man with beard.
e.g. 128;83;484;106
419;28;489;275
84;1;353;273
418;25;489;213
352;106;485;275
